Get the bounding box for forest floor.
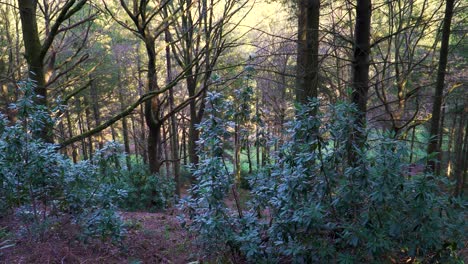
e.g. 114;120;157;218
2;192;466;264
0;209;198;264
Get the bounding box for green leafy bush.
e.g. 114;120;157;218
116;162;175;211
185;98;466;263
0;81;125;242
180;92;241;260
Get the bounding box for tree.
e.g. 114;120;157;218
165;0;250;175
296;0;320;105
349;0;372;164
18;0;88;142
427;0;455;172
104;0;172;175
0;1;21;121
369;0;445;138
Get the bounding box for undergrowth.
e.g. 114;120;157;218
182;93;466;263
0;81;176;244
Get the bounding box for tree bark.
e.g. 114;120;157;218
18;0;50;141
165;28;181;196
84;95;94;158
18;0;88;143
296;0;320;104
427;0;455;172
117;68;132;171
65;110;78;163
246;142;253;174
144;40;162;175
349;0;372;164
136;50;148;164
453;112;467;196
90;77;104;150
234;123;241;183
187;76;200;170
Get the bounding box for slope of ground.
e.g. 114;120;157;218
0;210;197;264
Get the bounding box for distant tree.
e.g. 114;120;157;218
427;0;455;172
369;0;444;137
0;1;21;121
165;0;250;177
104;0;172;175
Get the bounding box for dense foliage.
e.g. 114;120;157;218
183;95;466;263
0;0;465;262
116;162;175;211
180;92;238;258
0;82;174;243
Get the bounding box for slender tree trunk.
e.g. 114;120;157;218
246;142;253;174
297;1;306;101
187;76;200;170
110;124;117;142
122;115;131;169
77;101;88;160
349;0;372;165
182;118;187;165
65;110;77;162
165;29;181;196
409;126;416;163
131;115;139;162
90;78;104;149
461;123;467;196
436;103;447;175
427;0;455;171
163;123;171;176
255;98;261;169
136;51;148;164
262;134;270;166
446;108;457;177
234;124;241;184
296;0;320;104
117;66;132;170
453;114;467;196
84;98;94;158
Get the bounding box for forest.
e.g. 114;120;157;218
0;0;466;263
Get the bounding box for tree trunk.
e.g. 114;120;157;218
255;97;261;169
136;50;148;164
234;124;241;184
165;28;181;196
182;118;187;165
18;0;50;142
77;101;88;160
84;96;94;158
453;114;467;196
117;65;132;170
163;123;171;176
446;107;457;177
436;103;446;175
65;110;77;163
296;0;320;104
349;0;372;164
187;76;200;171
110;124;117;142
144;41;162;175
409;125;416;163
131;115;139;162
427;0;455;171
90;77;104;149
246;142;253;174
